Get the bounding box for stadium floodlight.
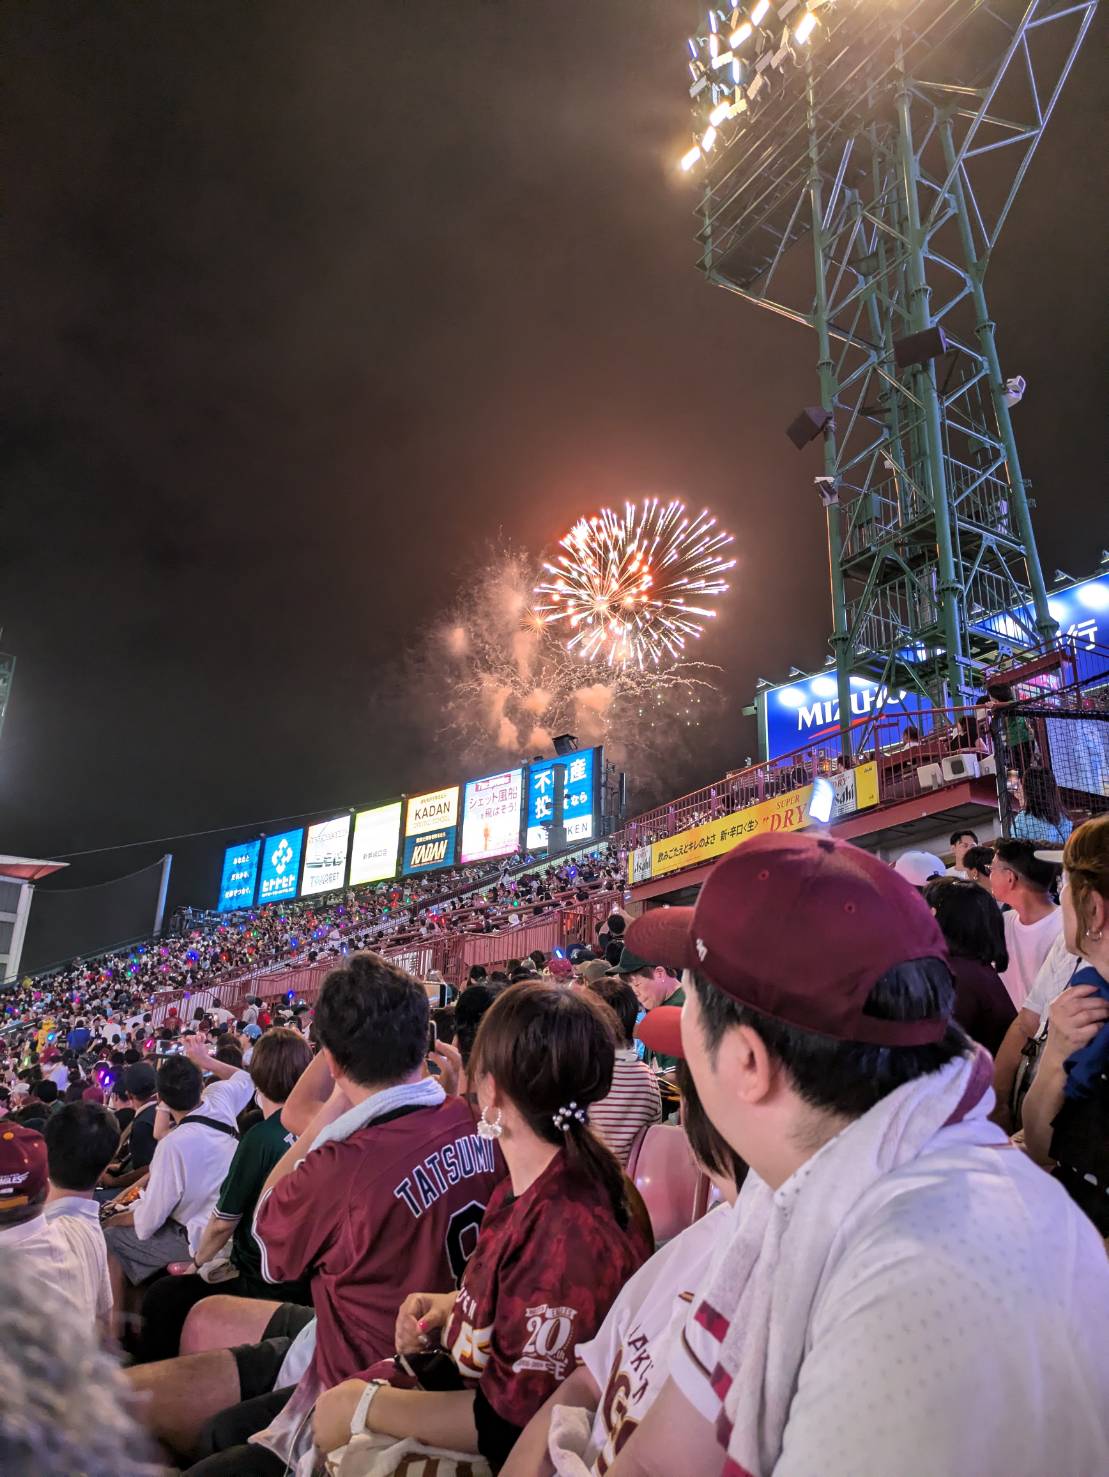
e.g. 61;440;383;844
677;0;1097;737
794;10;818;43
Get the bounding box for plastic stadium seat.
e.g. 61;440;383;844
629;1123;703;1244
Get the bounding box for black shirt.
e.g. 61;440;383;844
128;1101;159;1172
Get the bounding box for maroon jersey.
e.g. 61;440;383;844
254;1097;502;1389
444;1149;652;1432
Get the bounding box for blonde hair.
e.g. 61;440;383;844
1063;815;1109;946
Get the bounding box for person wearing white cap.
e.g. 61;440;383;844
892;849;946;889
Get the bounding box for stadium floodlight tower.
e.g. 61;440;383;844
680;0;1098;756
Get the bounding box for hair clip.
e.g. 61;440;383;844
552;1100;588;1131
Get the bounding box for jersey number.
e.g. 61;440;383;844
444;1200;484;1285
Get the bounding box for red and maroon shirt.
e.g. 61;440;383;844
444;1149;652;1432
254;1097;502;1389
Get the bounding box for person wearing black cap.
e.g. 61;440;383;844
607;945;685;1072
100;1062;160;1195
604;831;1109;1477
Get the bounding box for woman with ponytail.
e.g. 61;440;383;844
312;982;653;1471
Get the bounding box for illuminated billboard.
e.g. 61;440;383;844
349;801;402;886
979;571;1109;688
258;828;304;905
460;768;523;865
526;748;598;850
217;839;260;913
403;785;460;875
301;814;352;897
762;571;1109;762
762;674;928;763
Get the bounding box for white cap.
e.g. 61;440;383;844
892;850;947;888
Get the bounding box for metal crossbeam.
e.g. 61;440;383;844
684;0;1097;753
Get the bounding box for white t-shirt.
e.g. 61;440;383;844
46;1062;69;1092
1;1205;111;1330
1000;907;1062;1008
673;1143;1109;1477
1022;931;1080;1028
577;1206;727;1473
134;1068;254;1254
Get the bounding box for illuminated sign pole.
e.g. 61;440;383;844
679;0;1096;750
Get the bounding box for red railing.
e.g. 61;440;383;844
615;705;994;851
145;887;624;1016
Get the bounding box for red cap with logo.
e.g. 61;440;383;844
625;832;951;1047
0;1123;49;1216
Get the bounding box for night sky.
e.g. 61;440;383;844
3;2;1107;909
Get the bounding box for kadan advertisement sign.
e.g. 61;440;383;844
258;828;304;905
301;814;352;897
460;768;523;865
403;785;460;875
526;748;598;850
349;801;402;886
217;839;260;913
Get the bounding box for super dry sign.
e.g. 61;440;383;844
630;762;878;884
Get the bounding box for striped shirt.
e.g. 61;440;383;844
590;1048;663;1167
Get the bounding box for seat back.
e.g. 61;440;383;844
631;1123;702;1245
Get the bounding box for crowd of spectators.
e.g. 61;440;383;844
2;819;1108;1475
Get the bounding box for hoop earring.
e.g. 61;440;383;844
477;1106;503;1141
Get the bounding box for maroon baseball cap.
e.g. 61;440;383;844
625;832;951;1047
635;1005;684;1061
0;1124;48;1215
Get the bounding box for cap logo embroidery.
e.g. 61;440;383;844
695;937;708;962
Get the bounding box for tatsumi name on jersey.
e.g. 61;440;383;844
393;1133;498;1219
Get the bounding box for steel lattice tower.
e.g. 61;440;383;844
682;0;1098;754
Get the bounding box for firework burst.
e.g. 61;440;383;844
420;541;721;761
533;499;735;667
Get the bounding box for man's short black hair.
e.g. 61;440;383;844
32;1080;59;1104
949;829;978;847
961;844;994;876
993;837;1058;892
314;952;429;1087
691;960;967;1120
44;1103;121;1191
156;1055;204;1113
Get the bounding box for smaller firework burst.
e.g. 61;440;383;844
533;498;735;667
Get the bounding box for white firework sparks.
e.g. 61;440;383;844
426;541;721;757
533;499;735;667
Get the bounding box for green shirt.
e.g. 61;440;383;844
645;985;686;1073
215;1110;297;1285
